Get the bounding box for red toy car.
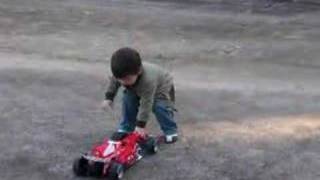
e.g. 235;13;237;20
73;131;158;180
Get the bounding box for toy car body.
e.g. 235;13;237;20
73;132;158;180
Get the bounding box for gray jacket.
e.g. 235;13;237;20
105;62;175;124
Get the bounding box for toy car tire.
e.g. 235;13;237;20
107;162;125;180
145;137;158;154
88;161;104;177
73;157;88;176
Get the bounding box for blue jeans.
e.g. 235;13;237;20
118;89;178;135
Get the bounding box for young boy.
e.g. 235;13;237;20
101;47;178;143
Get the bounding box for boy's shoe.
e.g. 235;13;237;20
164;133;178;144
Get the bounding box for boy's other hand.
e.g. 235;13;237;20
134;127;146;135
101;100;113;111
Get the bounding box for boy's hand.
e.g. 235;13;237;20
101;100;113;111
135;127;146;135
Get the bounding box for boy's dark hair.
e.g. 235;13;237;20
111;47;142;78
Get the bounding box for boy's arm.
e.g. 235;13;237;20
105;76;121;101
136;82;156;128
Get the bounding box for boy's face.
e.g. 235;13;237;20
117;74;139;86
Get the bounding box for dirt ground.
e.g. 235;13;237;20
1;0;320;180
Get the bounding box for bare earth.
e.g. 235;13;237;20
1;0;320;180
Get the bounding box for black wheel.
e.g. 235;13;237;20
107;162;125;180
144;137;158;154
88;161;104;177
73;157;88;176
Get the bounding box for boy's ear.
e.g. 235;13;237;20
138;67;143;75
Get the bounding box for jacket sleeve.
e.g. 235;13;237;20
136;81;156;128
105;76;121;101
